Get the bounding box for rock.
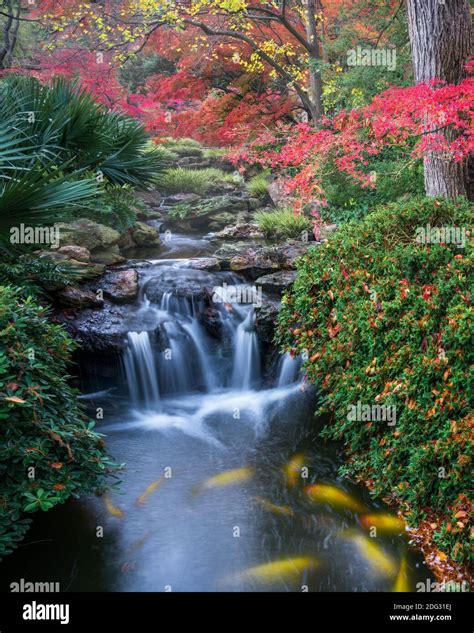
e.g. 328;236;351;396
54;219;120;252
254;300;280;344
200;307;222;339
54;303;136;352
188;258;221;272
57;245;91;262
130;222;161;247
165;193;202;206
213;223;264;240
144;269;220;303
255;270;297;296
38;251;105;281
55;286;104;309
90;245;125;266
268;179;296;208
137;209;162;221
95;269;139;304
320;224;338;240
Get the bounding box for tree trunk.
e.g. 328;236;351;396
303;0;324;122
406;0;472;199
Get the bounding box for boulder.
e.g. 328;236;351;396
130;222;161;247
54;219;120;252
188;258;221;272
95;269;139;304
57;245;91;262
165;193;201;206
91;245;125;266
254;300;281;344
55;286;104;309
213;223;264;240
200;307;222;339
255;270;297;296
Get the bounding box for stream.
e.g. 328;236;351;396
0;231;433;593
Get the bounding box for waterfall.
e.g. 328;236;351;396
124;332;160;408
231;310;261;390
277;353;302;387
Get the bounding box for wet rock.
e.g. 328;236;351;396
54;302;135;351
255;270;297;296
188;258;221;272
55;286;104;309
57;245;91;262
144;269;219;303
94;269;139;304
254;299;280;344
200;307;222;339
130;221;161;247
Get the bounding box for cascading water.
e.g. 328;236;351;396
123;267;263;405
230;309;261;390
277;352;302;387
123;331;160;408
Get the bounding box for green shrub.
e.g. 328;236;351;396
159;167;234;195
254;209;312;239
277;197;473;565
321;153;424;224
248;172;270;198
0;286;118;557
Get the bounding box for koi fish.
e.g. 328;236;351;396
284;453;306;488
304;484;366;513
344;532;397;577
253;497;293;516
392;556;410;592
360;513;406;534
193;466;253;494
225;557;318;586
104;495;124;518
136;478;164;506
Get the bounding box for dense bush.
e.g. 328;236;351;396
0;286;118;556
277;197;472;564
320;152;424;225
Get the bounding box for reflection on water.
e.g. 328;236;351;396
0;252;433;593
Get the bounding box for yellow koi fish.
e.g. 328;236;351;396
392;556;410;592
136;478;164;506
225;557;318;586
253;497;293;516
304;484;366;514
360;513;406;534
194;466;253;494
284;453;306;488
104;495;124;518
344;532;397;577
